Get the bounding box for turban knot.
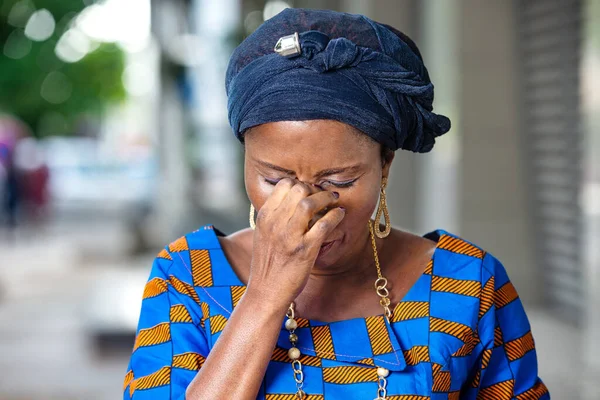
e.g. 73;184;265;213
226;8;451;152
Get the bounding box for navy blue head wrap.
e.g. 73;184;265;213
226;8;450;152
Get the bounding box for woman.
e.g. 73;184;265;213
124;8;549;400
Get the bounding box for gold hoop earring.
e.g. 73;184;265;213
374;177;391;238
249;204;256;230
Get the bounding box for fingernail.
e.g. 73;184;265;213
332;192;340;199
339;207;346;212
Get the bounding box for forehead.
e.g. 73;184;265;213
244;120;378;165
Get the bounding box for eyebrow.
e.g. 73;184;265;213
256;160;363;178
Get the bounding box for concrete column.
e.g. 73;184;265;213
341;0;369;15
295;0;340;11
414;0;461;236
582;0;600;393
458;0;537;304
151;0;194;241
190;0;243;212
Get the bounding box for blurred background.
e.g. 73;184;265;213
0;0;598;399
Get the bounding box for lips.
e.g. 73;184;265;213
318;240;336;257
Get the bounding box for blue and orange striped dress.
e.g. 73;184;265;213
123;225;549;399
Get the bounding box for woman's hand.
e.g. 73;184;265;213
247;178;345;310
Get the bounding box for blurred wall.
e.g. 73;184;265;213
458;0;538;305
583;0;600;379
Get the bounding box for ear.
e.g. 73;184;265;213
381;150;395;181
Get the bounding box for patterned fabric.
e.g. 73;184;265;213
123;225;550;399
226;8;451;153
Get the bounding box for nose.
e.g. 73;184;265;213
308;183;325;195
302;182;337;229
292;178;326;194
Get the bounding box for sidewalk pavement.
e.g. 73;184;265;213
0;217;151;400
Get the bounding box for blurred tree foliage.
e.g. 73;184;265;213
0;0;126;137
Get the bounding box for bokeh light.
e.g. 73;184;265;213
3;28;31;59
7;0;35;28
263;0;292;21
24;9;55;42
76;0;151;52
123;62;155;97
244;10;263;35
40;71;72;105
54;28;91;63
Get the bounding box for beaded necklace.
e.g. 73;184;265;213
284;221;393;399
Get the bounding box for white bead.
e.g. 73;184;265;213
288;347;301;360
285;318;298;331
377;367;390;377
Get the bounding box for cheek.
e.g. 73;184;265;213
337;182;381;229
244;168;273;209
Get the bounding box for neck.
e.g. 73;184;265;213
296;225;386;316
314;224;378;276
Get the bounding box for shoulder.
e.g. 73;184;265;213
417;231;531;376
152;225;219;268
425;230;515;330
425;229;523;328
428;232;530;350
426;229;507;285
153;225;244;288
168;224;224;253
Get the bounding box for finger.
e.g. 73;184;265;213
260;178;296;210
304;207;345;246
288;190;340;231
276;180;312;216
254;178;296;230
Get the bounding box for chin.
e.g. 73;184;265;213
313;257;334;270
313;239;341;268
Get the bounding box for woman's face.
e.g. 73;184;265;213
244;120;393;269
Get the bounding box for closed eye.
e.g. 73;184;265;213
325;179;358;188
264;177;284;185
263;177;359;188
